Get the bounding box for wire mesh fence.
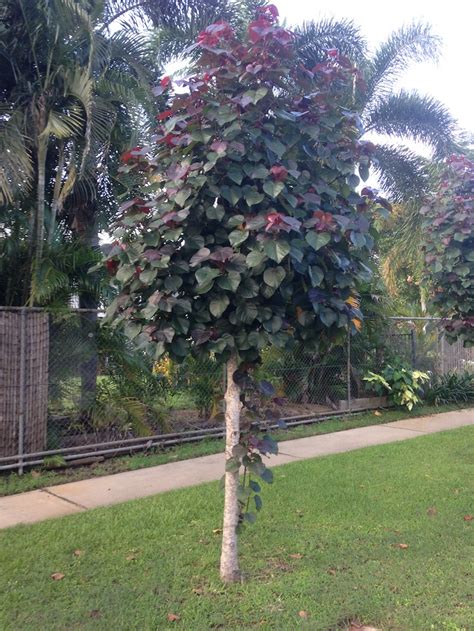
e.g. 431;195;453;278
1;307;473;472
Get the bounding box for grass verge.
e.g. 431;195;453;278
1;426;473;630
0;404;470;497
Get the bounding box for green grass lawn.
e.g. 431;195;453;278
1;427;473;631
0;403;470;497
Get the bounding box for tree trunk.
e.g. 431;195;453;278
220;353;242;583
34;137;48;272
78;207;100;412
28;131;48;305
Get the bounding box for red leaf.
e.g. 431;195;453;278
157;109;173;121
167;613;180;622
160;75;171;88
210;140;227;154
464;515;473;521
270;165;288;181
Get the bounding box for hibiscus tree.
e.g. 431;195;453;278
105;5;376;582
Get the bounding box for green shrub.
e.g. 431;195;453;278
363;364;430;410
425;372;474;406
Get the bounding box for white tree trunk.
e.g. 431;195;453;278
220;352;242;583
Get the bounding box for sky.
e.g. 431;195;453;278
276;0;473;134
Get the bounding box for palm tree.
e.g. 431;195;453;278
0;0;264;305
0;0;157;302
295;20;461;202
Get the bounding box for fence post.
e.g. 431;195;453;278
18;308;26;475
410;329;417;368
347;329;352;415
440;331;445;375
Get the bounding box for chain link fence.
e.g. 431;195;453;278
1;307;473;472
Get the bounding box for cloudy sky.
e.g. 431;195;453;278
276;0;473;134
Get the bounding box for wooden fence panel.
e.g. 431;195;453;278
0;311;49;457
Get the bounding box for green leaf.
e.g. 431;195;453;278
242;86;268;104
264;239;290;263
254;86;268;102
350;232;366;248
263;266;286;288
225;457;241;473
227;166;244;185
246;249;266;268
264;137;286;158
251;165;269;179
228;229;249;247
116;265;135;284
359;163;370;181
235;302;258;324
244;189;264;206
206;205;225;221
249;480;261;493
210;295;230;318
263;315;283;333
190;128;213;143
164;276;182;291
232;444;247;459
227;215;245;228
139;268;157;285
263;180;285;198
217;271;241;291
195;267;220;294
320;308;337;327
348;174;360;188
306;232;331;251
260;468;274;484
239;278;259;298
140;304;159;320
220;186;241;206
237;485;252;502
175;188;192;207
216;108;238;125
309;265;324;286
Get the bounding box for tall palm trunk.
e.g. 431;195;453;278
28;99;48;305
220;353;242;583
35;136;47;269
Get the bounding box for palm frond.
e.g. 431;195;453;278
293;18;367;68
150;0;265;64
0;107;33;204
365;90;460;159
30;240;102;304
40;106;86;140
365;22;441;105
371;143;432;202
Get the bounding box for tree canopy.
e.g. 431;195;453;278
104;7;378;366
422;155;474;346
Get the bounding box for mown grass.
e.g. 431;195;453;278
0;404;470;496
1;426;473;631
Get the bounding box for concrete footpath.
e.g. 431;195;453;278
1;408;472;530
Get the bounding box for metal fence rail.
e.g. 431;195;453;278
0;307;473;472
